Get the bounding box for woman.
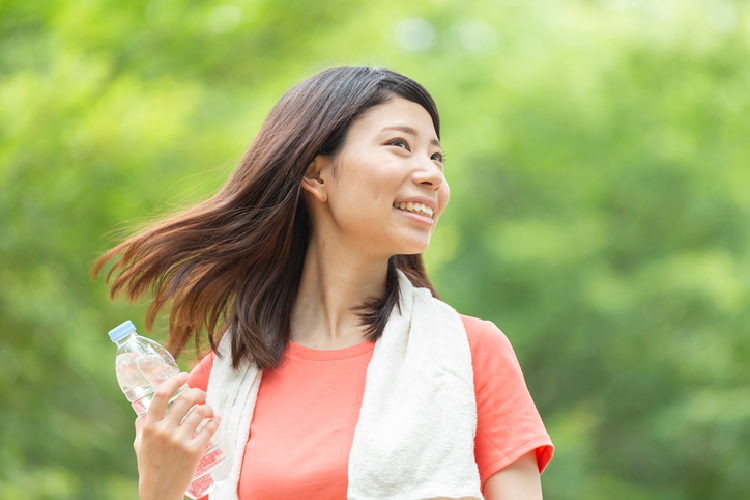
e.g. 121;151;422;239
94;66;553;500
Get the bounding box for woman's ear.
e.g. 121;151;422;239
301;156;329;203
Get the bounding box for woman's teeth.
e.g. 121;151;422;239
394;202;434;218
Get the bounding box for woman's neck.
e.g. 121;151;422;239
291;236;388;350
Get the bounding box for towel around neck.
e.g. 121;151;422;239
206;271;482;500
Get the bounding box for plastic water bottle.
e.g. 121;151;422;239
109;320;230;499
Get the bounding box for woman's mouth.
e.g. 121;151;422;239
393;201;434;218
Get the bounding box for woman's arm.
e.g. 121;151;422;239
482;450;543;500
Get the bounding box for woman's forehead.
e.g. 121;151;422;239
351;98;439;142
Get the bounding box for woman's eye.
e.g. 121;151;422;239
431;153;443;163
388;138;408;149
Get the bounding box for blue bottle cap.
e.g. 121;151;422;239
109;320;137;342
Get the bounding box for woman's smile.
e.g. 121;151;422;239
393;200;435;225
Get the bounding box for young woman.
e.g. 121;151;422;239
94;66;553;500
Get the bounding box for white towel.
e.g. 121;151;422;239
205;338;261;500
206;271;482;500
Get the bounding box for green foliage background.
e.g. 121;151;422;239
1;0;748;498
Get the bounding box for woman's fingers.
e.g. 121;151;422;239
176;402;214;439
163;388;208;425
134;416;143;454
145;372;189;423
193;414;222;449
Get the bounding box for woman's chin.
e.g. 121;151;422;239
392;239;432;257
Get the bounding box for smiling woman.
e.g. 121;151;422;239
302;97;449;260
92;66;553;500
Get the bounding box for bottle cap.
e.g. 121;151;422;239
109;320;137;342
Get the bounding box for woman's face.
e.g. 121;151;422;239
311;96;449;259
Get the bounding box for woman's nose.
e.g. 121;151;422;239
411;157;444;190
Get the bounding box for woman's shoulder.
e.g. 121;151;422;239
459;314;555;476
187;350;217;392
459;314;512;351
459;314;504;337
458;314;526;379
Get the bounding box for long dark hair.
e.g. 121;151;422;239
92;66;441;369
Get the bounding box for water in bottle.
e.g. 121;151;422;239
109;320;230;499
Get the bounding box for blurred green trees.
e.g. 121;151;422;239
1;0;748;498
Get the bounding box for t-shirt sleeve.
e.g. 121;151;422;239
462;315;554;489
187;352;216;500
188;350;215;392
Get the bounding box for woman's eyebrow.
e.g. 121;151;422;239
381;125;441;148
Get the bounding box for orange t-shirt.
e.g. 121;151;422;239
189;315;553;499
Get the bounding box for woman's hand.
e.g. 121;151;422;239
133;372;221;500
